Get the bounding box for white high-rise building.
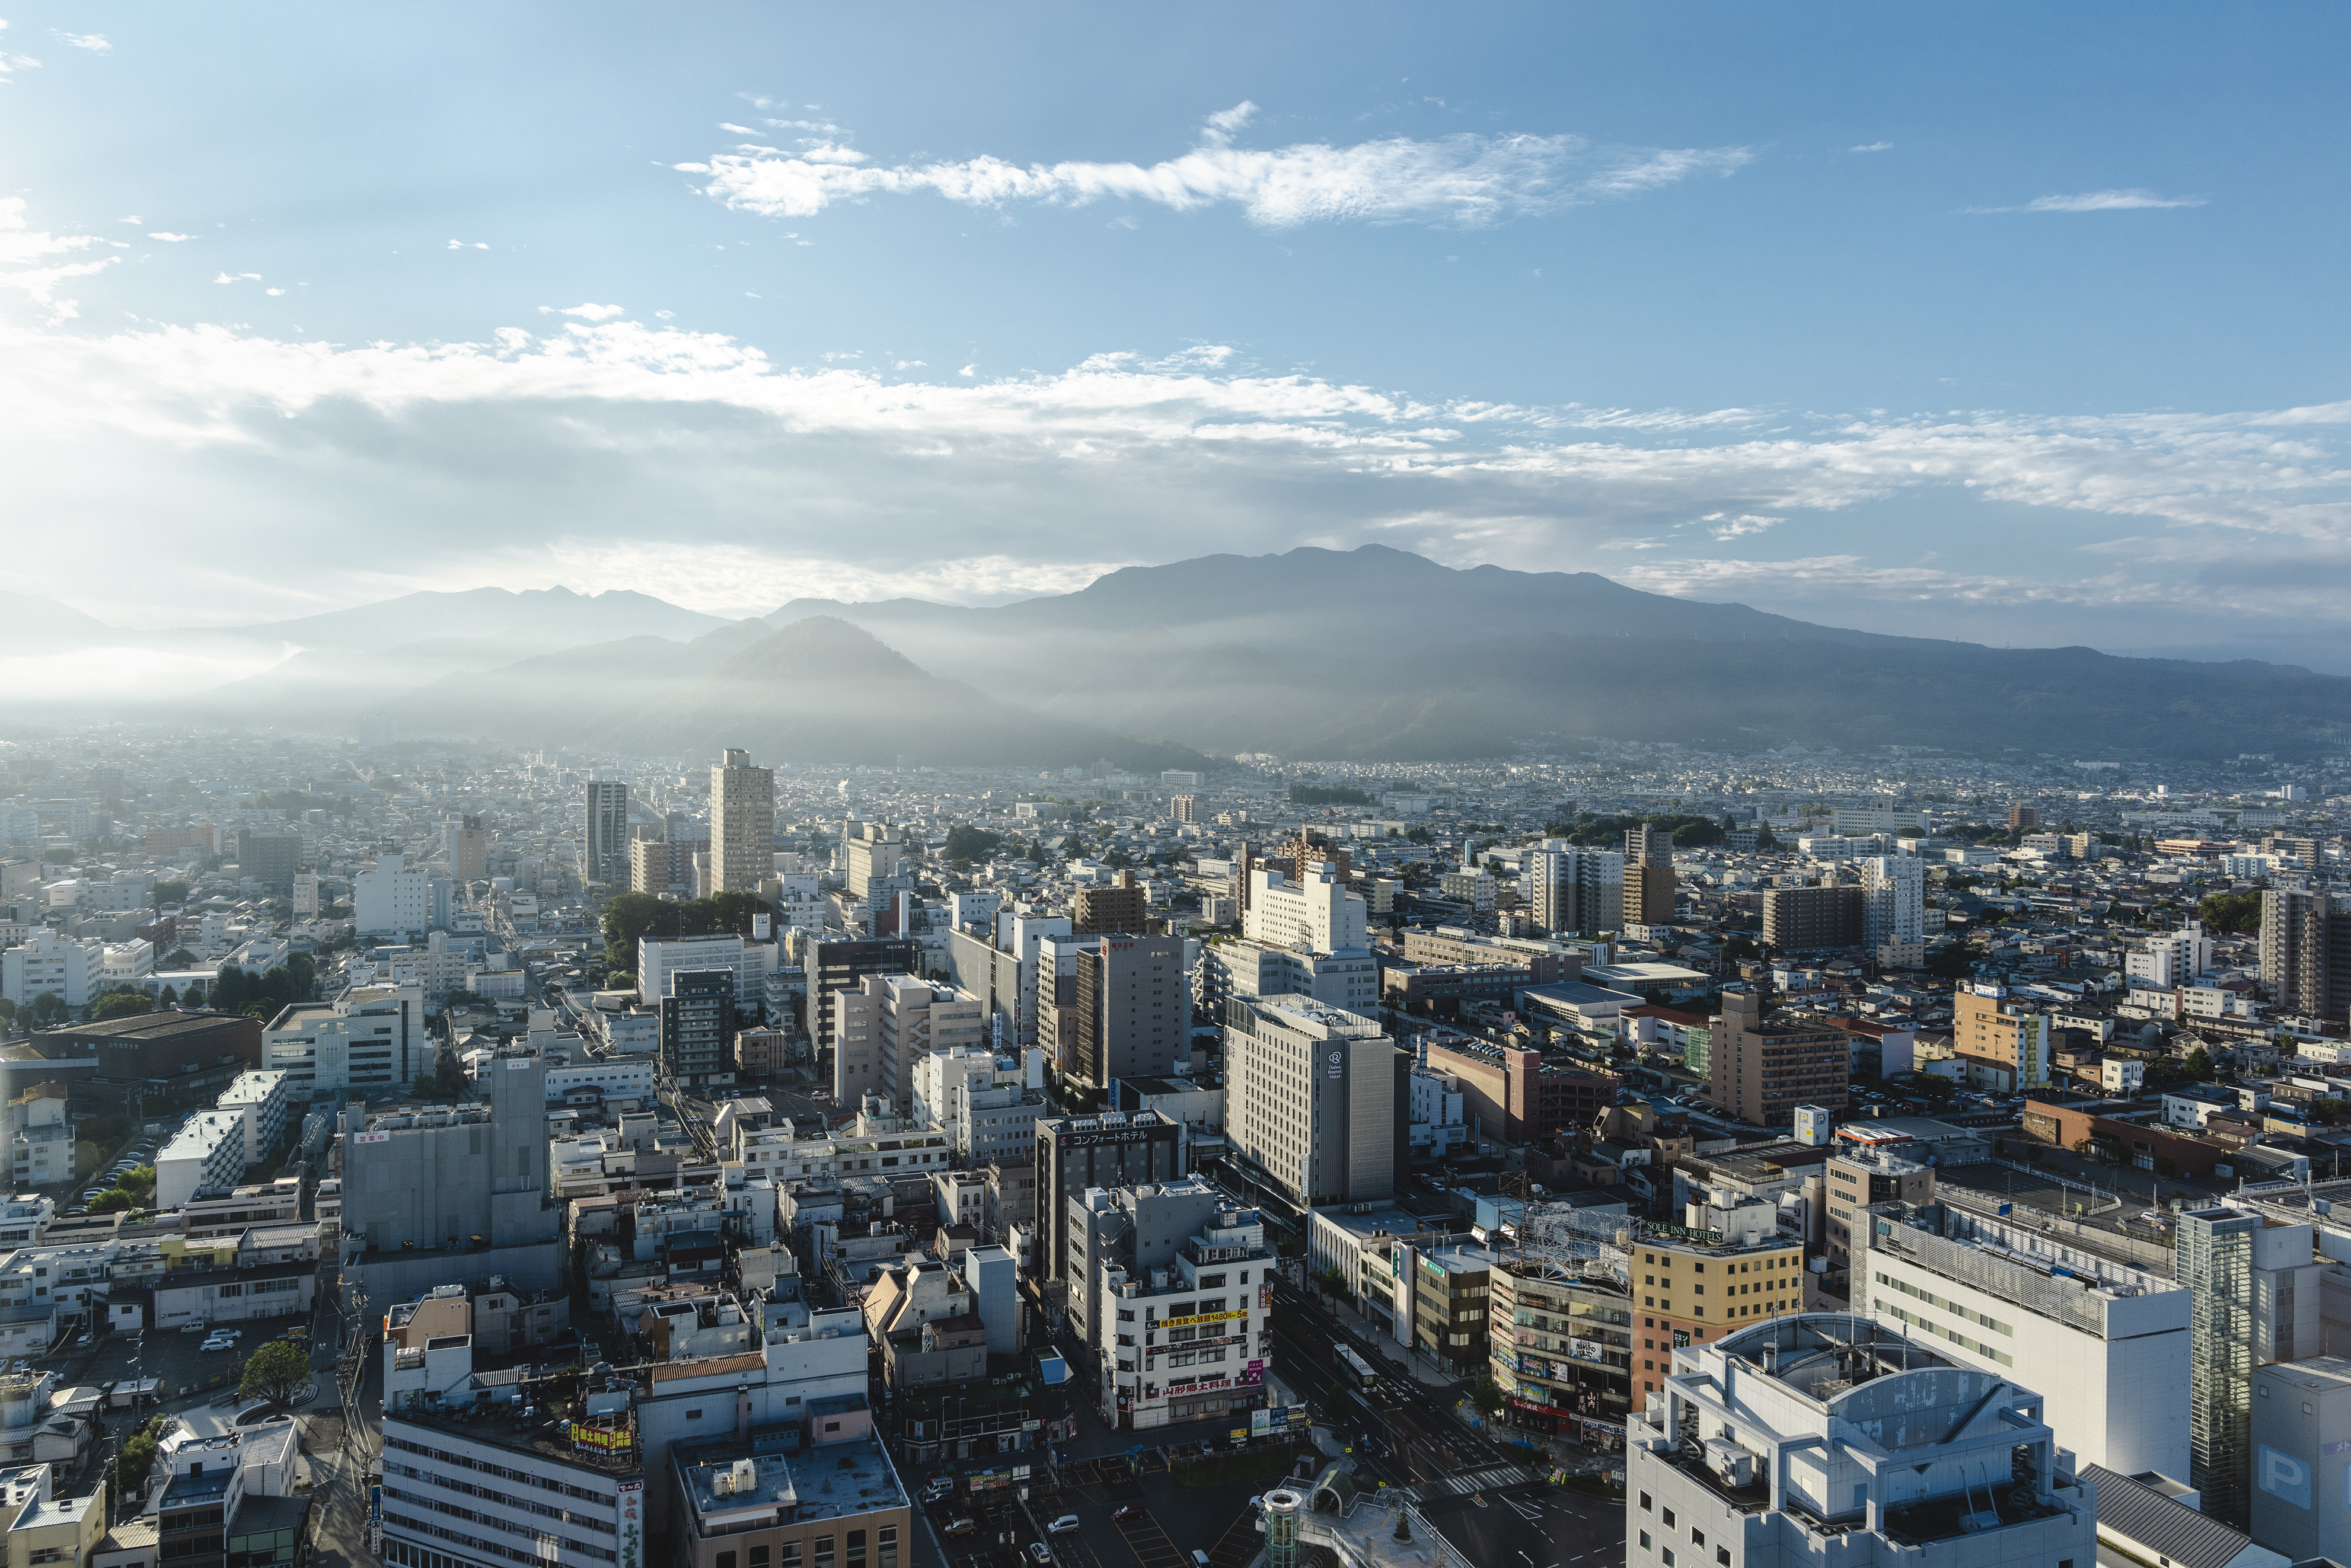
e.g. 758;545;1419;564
1859;855;1925;946
1243;863;1367;953
353;853;440;937
1526;842;1625;935
2127;920;2215;988
710;749;775;893
1629;1314;2094;1568
0;930;103;1008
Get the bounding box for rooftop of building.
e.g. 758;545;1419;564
673;1426;904;1527
45;1010;251;1043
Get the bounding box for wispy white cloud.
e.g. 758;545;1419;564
1704;512;1782;539
447;238;489;250
147;232;195;242
540;302;626;321
1849;141;1893;152
1969;188;2206;214
678;103;1752;228
52;31;107;51
211;271;261;284
0;197;116;317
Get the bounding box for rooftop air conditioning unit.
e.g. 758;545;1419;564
1704;1439;1755;1489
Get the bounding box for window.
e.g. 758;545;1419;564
718;1554;736;1568
686;1409;703;1420
781;1547;802;1568
878;1530;897;1568
1661;1509;1674;1529
1690;1532;1704;1550
1717;1551;1731;1566
848;1531;866;1568
1639;1533;1651;1551
1639;1494;1651;1513
815;1538;835;1568
752;1550;770;1568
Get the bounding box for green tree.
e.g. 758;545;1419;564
163;949;196;969
2182;1046;2214;1082
1470;1373;1505;1418
152;880;190;908
28;992;66;1026
89;1189;133;1213
117;1416;163;1494
2197;891;2261;935
237;1339;311;1413
157;986;178;1008
89;989;155;1021
942;824;1004;864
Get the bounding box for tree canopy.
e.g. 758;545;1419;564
2197;891;2261;935
88;989;155;1021
203;955;316;1017
237;1339;311;1412
942;824;1004;864
1540;812;1725;849
602;890;769;957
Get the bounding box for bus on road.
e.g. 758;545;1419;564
1336;1346;1376;1388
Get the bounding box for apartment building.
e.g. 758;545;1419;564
1705;987;1849;1126
1953;983;2050;1092
710;749;776;894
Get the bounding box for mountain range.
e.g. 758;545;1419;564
9;546;2351;761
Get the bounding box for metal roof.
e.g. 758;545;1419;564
2084;1464;2259;1568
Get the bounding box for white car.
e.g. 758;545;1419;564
199;1336;235;1353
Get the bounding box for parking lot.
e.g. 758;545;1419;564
914;1442;1306;1568
60;1315;320;1411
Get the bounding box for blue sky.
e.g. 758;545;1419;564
4;2;2349;668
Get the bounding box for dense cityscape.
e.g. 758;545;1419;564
0;721;2347;1568
5;8;2344;1568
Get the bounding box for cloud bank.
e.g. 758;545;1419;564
3;293;2349;649
675;104;1753;228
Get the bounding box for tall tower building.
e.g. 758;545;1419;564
582;777;629;889
1858;855;1923;946
1623;824;1677;928
444;813;488;883
710;749;775;893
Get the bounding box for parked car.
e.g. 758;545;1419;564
940;1519;976;1538
199;1337;234;1353
180;1320;208;1335
1047;1517;1080;1535
1028;1546;1053;1565
1111;1507;1140;1522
